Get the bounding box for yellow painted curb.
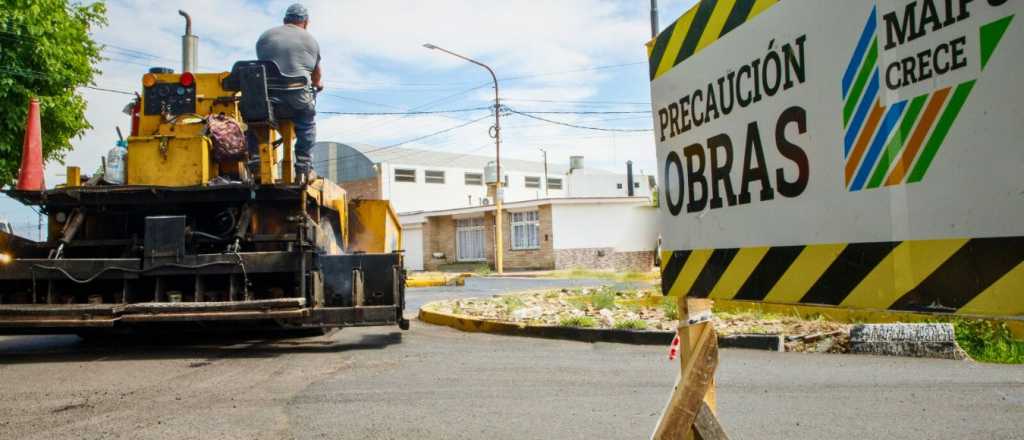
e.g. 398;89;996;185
418;306;526;334
406;273;471;288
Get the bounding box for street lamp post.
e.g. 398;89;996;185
423;43;504;274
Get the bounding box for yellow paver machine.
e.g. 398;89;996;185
0;12;408;336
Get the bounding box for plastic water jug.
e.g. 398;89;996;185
103;141;127;185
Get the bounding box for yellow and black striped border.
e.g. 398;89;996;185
647;0;780;81
660;236;1024;319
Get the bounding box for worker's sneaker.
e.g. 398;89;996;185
295;163;317;183
246;160;261;184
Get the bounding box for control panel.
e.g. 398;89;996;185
143;82;196;116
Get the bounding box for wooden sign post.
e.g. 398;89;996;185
652;298;728;440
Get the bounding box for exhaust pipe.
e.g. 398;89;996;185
179;10;198;73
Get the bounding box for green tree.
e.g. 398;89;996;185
0;0;106;186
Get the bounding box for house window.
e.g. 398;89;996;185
465;173;483;186
456;217;486;261
524;176;541;188
394;168;416;182
634;182;640;188
616;183;623;189
510;211;540;250
547;178;562;190
503;175;509;187
425;170;445;184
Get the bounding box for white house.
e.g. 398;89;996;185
311;142;654;214
310;142;659;271
415;197;658;272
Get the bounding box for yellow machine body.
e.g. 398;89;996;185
127;72;237;186
349;200;402;254
122;70;401;252
126;136;213;186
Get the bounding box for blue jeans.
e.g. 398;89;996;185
246;90;316;173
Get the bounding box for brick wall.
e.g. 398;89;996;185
554;248;655;272
423;216;456;271
339;176;381;200
498;205;554;270
422;204;556;271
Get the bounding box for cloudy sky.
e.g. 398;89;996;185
2;0;699;234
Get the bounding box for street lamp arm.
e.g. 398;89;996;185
423;43;504;274
422;44;498;85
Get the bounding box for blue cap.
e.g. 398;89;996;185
285;3;308;21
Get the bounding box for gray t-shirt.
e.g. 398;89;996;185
256;24;321;83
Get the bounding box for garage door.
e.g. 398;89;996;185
402;226;424;271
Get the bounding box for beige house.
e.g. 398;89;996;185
404;197;658;272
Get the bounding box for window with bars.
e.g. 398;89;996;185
425;170;445;184
464;173;483;186
547;178;563;190
524;176;541;188
510;211;540;250
394;168;416;182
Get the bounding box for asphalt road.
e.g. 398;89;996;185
0;282;1021;439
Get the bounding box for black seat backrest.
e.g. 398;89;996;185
222;60;310;124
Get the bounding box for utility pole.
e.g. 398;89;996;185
423;43;504;274
539;148;549;197
650;0;660;38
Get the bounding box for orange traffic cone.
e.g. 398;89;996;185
16;98;44;191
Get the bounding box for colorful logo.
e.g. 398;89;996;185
840;6;1013;192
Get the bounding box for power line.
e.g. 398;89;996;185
310;113;492;167
511;109;650;115
319;61;645;89
503;98;651;106
499;61;646;82
319;92;405;110
330;81;493;142
83;85;135;95
505;109;653;133
318;106;492;116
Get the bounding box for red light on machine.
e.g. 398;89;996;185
180;72;195;87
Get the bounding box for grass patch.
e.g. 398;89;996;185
953;319;1024;364
661;297;678;321
567;296;590;310
614;319;648;330
499;296;525;313
437;263;491;274
559;316;597;328
557;268;658;282
591;289;617;310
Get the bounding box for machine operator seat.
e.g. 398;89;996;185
221;60;309;126
222;60;309;184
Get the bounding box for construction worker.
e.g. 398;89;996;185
246;3;324;181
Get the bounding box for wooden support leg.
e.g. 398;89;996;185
653;298;727;440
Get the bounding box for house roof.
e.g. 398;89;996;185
336;142;613;175
398;196;653;223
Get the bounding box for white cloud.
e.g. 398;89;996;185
50;0;668;187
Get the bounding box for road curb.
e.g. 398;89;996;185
418;306;784;350
850;323;968;360
406;273;471;288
